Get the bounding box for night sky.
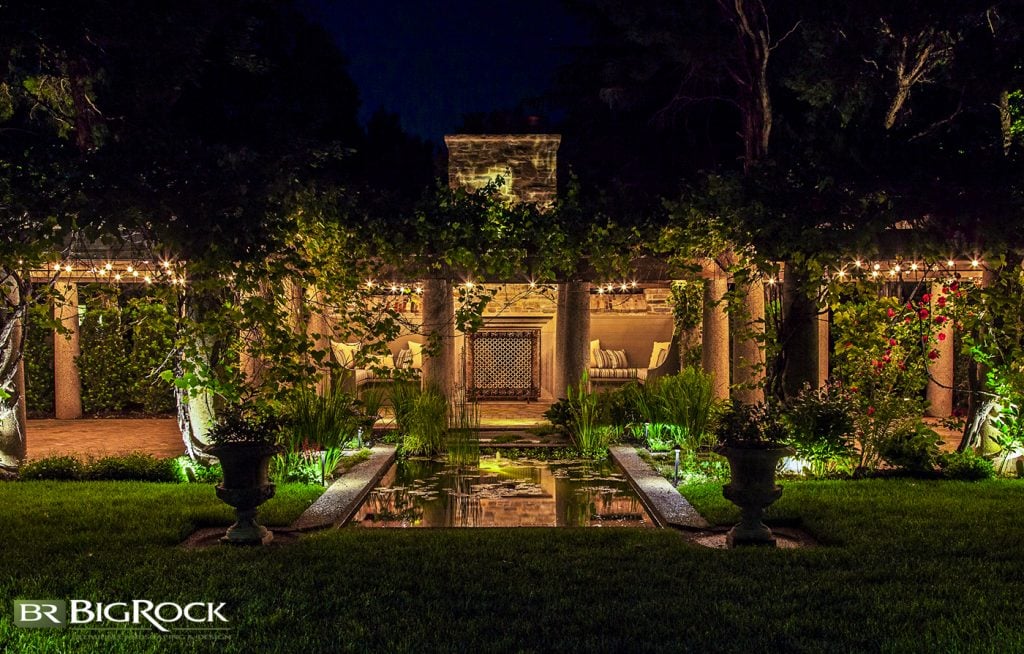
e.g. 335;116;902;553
305;0;587;142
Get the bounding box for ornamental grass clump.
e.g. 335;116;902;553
566;372;611;457
400;385;448;456
279;383;360;485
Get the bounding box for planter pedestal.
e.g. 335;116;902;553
716;445;793;548
215;485;276;545
208;443;279;546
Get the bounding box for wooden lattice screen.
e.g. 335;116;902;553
467;330;541;401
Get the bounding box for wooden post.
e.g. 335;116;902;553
53;280;82;419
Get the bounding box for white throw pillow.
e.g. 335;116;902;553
408;341;424;369
648;341;671;370
331;341;360;369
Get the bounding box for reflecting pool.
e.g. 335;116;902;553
351;454;654;528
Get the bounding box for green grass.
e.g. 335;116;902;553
1;479;1023;652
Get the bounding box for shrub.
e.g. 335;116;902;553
174;456;222;483
543;397;574;432
878;421;941;473
126;298;176;414
19;456;83;480
938;449;995;480
83;454;180;482
785;381;858;477
77;306;134;414
600;383;643;432
24;301;55;417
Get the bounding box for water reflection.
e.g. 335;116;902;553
352;455;653;528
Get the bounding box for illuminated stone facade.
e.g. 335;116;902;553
444;134;561;206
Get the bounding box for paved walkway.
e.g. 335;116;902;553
27;418;184;460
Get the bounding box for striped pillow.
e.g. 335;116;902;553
593;349;629;369
394;348;413;369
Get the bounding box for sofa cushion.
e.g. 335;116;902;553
592;348;628;369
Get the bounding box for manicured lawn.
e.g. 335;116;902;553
1;479;1022;653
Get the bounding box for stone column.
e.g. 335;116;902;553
731;278;765;404
422;278;456;397
53;280;82;419
554;281;591;396
781;264;820;398
702;268;730;400
926;282;954;418
817;309;830;387
305;286;332;394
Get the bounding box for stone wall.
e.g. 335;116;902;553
444;134;561;206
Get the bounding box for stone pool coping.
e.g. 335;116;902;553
291;445;397;531
609;446;709;530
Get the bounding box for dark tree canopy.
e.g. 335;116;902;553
553;0;1024;256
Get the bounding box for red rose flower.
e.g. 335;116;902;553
928;350;939;360
887;307;896;318
937;296;947;307
938;332;946;341
934;315;947;324
867;406;876;416
921;293;931;303
889;338;897;347
919;308;929;319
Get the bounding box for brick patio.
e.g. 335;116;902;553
24;402;554;460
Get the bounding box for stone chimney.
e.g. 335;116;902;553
444;134;561;206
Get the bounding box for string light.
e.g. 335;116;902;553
970;259;980;268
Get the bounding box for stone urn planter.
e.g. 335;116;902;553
205;407;284;546
208;442;280;545
715;444;794;547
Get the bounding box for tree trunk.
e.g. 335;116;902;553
0;274;28;469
